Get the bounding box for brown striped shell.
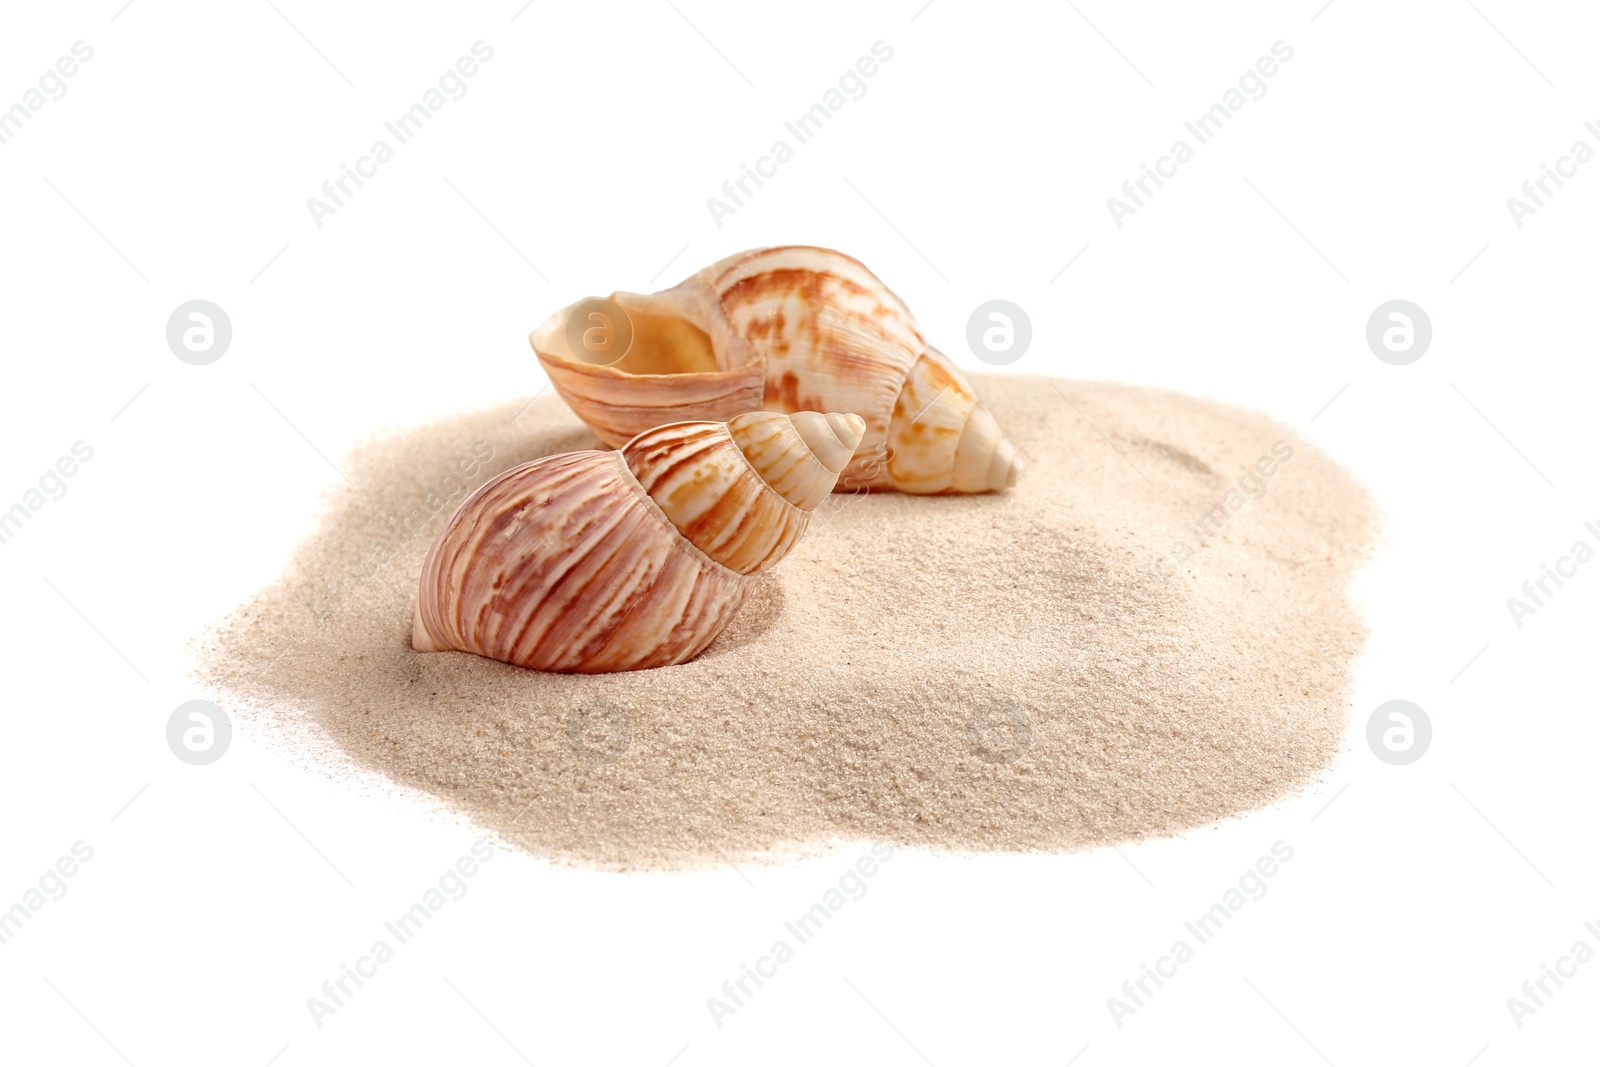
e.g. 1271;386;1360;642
529;246;1021;495
411;410;865;673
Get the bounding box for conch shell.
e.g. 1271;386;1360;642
530;246;1020;495
412;410;865;673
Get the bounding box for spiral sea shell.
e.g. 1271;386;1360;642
530;246;1021;495
412;410;865;673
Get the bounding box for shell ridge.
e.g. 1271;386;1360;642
497;461;648;662
515;514;663;668
711;422;811;569
589;549;712;671
437;453;597;647
456;455;617;647
414;413;857;672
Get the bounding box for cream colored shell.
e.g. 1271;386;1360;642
530;246;1020;495
412;410;865;673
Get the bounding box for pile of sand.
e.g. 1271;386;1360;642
198;375;1377;871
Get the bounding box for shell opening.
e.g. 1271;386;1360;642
530;277;771;448
607;291;720;375
530;290;720;376
530;248;1023;496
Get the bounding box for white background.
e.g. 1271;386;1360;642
0;1;1595;1064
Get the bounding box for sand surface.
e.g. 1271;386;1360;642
198;375;1378;871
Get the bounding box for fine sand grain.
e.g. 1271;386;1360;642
198;376;1378;871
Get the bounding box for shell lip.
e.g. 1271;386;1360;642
528;293;761;381
532;345;761;382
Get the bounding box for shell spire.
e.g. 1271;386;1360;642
530;246;1021;495
412;411;863;674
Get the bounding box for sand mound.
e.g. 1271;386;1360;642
198;375;1377;870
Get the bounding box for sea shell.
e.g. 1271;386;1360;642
412;410;866;673
529;246;1021;495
